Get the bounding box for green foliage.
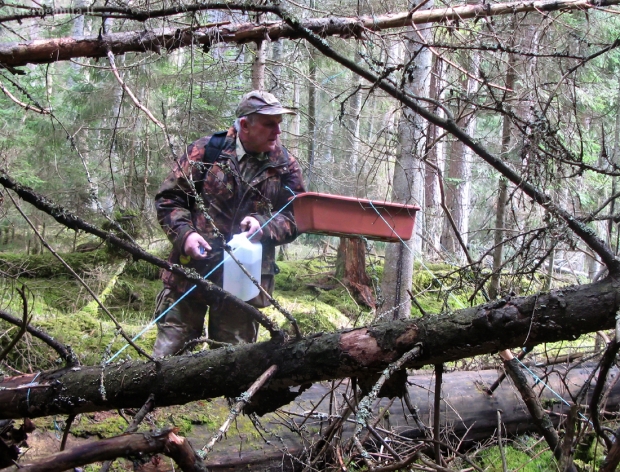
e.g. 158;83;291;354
409;263;484;316
573;432;607;470
102;209;144;240
477;440;556;471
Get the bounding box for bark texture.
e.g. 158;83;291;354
335;237;375;308
1;276;619;419
195;365;620;470
1;0;619;68
381;0;434;320
17;428;206;472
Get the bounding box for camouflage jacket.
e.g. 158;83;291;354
155;126;306;304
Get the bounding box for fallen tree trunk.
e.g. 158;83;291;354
0;0;618;67
199;365;620;470
1;276;618;419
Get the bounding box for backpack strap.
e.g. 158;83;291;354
193;131;227;200
204;130;228;165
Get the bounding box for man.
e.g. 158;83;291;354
152;90;306;357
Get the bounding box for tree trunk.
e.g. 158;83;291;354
2;276;618;419
346;51;363;196
381;0;434;320
333;57;373;308
306;35;318;191
488;45;517;300
2;0;618;68
440;56;478;262
423;56;444;258
334;237;375;308
269;39;284;95
251;38;266;90
17;428;206;472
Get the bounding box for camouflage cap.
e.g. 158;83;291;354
235;90;296;117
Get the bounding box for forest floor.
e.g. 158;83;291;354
0;239;597;470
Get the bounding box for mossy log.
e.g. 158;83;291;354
0;276;619;419
199;365;620;470
0;250;161;280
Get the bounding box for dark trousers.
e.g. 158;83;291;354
152;288;259;357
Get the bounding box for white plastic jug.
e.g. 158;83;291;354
222;233;262;301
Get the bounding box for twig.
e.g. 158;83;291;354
17;428;206;472
200;364;278;456
497;410;507;472
412;21;511;93
100;394;156;472
60;414;76;451
4;314;79;366
503;357;575;470
600;423;620;471
106;49;165;131
366;423;401;461
176;337;231;355
0;79;49;113
426;160;476;267
352;345;423;462
5;190;153;362
589;332;620;450
407;290;428;317
486;348;528;395
0;286;30;364
433;364;443;466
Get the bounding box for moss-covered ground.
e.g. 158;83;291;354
0;244;602;470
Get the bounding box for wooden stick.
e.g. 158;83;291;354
17;428;206;472
201;364;278;455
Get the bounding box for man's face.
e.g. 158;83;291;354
240;113;283;153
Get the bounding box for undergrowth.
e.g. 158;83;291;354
0;246;593;471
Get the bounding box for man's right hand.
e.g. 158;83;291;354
183;232;211;259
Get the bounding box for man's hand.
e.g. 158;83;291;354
240;216;263;240
183;232;211;259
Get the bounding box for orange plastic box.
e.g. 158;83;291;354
293;192;419;242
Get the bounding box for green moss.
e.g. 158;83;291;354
70;413;128;438
574;432;606;469
477;442;556;471
261;294;352;340
123;259;162;280
0;250;112;278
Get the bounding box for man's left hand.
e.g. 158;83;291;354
240;216;263;240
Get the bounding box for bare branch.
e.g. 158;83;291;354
2;0;620;67
277;6;620;275
5;189;154;362
0;286;29;364
0;308;78;367
0;171;285;341
17;428;206;472
106;49;165;132
0;80;49;114
201;365;278;456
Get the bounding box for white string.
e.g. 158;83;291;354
515;355;591;425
